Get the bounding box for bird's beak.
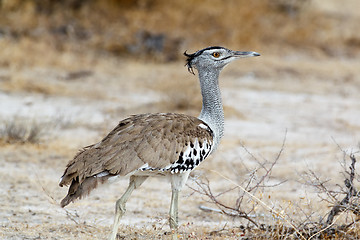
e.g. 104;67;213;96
233;51;261;58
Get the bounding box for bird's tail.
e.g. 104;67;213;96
60;175;111;208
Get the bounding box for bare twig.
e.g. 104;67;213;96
189;131;287;231
326;154;358;226
189;177;259;226
304;168;337;203
210;169;306;240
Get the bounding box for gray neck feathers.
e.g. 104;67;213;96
197;67;225;150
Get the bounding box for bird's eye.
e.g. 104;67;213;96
212;52;220;58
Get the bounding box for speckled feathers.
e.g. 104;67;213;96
59;113;213;206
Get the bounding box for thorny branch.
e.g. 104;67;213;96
325;154;360;226
188;132;287;227
189;133;360;238
189;176;259;226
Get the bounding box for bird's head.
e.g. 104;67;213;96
184;46;260;74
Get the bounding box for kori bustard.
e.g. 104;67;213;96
59;46;260;239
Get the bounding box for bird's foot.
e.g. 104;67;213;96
170;229;179;240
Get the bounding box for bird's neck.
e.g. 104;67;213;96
198;68;224;149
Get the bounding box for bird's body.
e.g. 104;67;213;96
59;113;214;206
59;46;260;240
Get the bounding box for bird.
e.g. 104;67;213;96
59;46;260;240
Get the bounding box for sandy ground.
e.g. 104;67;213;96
1;2;360;236
1;47;360;239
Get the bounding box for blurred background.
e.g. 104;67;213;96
0;0;359;64
1;0;360;239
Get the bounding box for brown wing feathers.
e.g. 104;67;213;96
59;113;213;207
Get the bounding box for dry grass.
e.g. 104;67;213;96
0;0;359;66
0;118;47;144
189;145;360;239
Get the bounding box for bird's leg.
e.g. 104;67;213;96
168;172;190;239
169;189;179;229
108;175;147;240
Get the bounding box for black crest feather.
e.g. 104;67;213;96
184;50;196;75
184;46;224;75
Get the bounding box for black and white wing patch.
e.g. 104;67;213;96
169;138;212;173
137;118;214;174
139;138;212;174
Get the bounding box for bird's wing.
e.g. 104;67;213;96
59;113;214;187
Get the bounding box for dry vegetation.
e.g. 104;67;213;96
1;0;360;239
1;0;359;64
